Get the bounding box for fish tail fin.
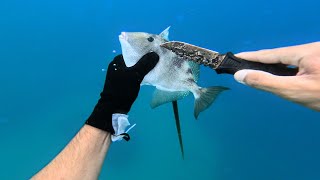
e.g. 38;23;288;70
172;101;184;159
194;86;229;119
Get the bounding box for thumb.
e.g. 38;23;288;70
234;69;299;95
131;52;159;77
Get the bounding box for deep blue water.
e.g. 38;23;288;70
0;0;319;179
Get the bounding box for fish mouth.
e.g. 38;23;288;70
119;32;128;41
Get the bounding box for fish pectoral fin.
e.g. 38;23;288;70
150;89;189;109
188;61;200;82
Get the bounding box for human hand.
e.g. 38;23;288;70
102;52;159;114
234;42;320;111
86;52;159;133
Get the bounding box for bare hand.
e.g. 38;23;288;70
234;42;320;111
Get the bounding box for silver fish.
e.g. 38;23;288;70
119;27;228;116
119;27;229;158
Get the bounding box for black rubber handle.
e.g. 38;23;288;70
215;52;298;76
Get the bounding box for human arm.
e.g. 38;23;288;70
31;52;159;179
32;125;111;180
234;42;320;111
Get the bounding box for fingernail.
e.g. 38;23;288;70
234;70;249;84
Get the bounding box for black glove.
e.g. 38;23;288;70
85;52;159;134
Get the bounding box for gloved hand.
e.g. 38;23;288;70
86;52;159;134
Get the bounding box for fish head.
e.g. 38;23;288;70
119;27;170;67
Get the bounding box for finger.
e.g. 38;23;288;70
235;44;308;66
107;54;127;75
110;54;126;67
130;52;159;77
234;69;304;98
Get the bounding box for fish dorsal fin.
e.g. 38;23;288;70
188;61;200;82
159;26;170;41
150;88;189;108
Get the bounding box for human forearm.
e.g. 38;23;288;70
31;53;159;179
32;125;111;180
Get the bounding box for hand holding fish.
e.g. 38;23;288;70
102;52;160;114
86;52;159;135
234;42;320;111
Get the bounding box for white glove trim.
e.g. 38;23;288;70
111;113;136;142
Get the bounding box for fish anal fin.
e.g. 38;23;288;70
150;89;189;109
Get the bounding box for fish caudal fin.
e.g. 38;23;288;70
172;101;184;159
194;86;229;119
151;89;189;108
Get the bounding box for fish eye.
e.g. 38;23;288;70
147;36;154;42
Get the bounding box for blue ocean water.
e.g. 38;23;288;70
0;0;319;179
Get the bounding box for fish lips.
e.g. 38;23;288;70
119;32;128;41
118;34;138;67
118;32;132;51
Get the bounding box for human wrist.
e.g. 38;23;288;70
85;99;115;134
81;124;112;142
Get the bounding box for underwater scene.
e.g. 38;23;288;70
0;0;319;179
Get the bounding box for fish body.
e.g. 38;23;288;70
119;27;228;159
119;27;228;118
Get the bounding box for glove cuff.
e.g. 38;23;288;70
85;100;115;134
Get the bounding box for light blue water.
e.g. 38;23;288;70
0;0;319;179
